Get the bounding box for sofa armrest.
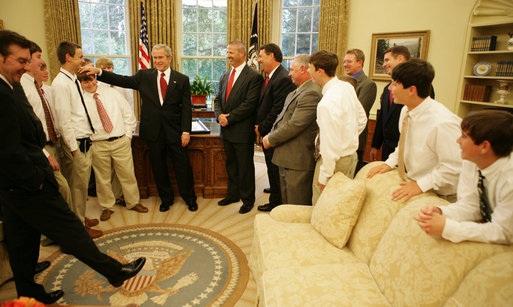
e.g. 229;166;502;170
269;205;313;223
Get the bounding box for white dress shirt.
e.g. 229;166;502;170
84;86;137;141
385;97;462;196
20;73;60;140
440;155;513;244
317;77;367;184
97;80;133;110
51;68;93;152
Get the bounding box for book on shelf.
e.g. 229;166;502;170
470;35;497;51
463;84;492;102
496;61;513;77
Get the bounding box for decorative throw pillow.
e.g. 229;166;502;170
311;172;366;248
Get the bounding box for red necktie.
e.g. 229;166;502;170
35;82;58;144
160;72;167;102
93;93;114;133
389;92;394;108
261;76;269;96
225;69;236;102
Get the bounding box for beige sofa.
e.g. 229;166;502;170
250;162;513;306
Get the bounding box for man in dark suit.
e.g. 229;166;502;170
343;49;377;172
255;43;296;211
370;46;434;162
0;29;145;304
262;54;321;205
214;40;263;214
83;44;197;212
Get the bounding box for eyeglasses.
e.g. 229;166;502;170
8;55;30;65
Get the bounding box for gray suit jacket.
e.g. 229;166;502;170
268;79;321;171
354;72;377;152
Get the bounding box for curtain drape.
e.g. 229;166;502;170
228;0;271;68
44;0;81;79
318;0;349;76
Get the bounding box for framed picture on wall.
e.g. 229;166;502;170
369;30;430;81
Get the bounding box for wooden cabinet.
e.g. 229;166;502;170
456;1;513;117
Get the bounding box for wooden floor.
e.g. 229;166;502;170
0;152;268;306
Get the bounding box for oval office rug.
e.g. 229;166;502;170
35;224;249;306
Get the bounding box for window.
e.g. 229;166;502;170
78;0;132;76
179;0;228;106
280;0;320;69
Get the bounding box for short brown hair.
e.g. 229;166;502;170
259;43;283;63
346;48;365;65
57;41;81;64
95;57;113;69
461;110;513;157
385;45;411;61
392;58;434;98
0;30;31;57
76;71;94;82
309;50;338;77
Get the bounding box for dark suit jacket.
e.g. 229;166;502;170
268;79;321;171
98;68;192;143
354;72;377;152
0;79;53;193
256;65;296;136
214;65;263;143
372;82;435;160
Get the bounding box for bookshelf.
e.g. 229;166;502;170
456;2;513;117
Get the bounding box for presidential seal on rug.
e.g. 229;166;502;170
36;224;249;306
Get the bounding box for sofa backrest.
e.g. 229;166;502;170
349;162;434;264
369;199;513;306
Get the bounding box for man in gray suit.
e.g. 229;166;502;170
343;49;377;172
262;54;321;205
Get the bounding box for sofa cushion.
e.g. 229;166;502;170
262;263;390;307
252;214;357;272
444;252;513;307
370;198;513;306
270;205;313;223
311;172;366;248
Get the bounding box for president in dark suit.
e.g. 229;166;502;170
255;43;296;211
370;46;433;162
214;40;263;214
85;44;197;212
263;54;321;205
0;29;144;304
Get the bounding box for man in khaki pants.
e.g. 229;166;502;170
78;72;148;221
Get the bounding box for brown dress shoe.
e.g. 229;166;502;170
100;209;114;221
85;217;99;227
130;203;148;213
86;226;103;238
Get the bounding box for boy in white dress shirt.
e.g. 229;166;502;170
77;72;148;221
415;110;513;244
367;59;462;203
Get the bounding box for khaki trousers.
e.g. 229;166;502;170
92;136;140;209
44;142;72;208
312;152;358;205
59;139;92;223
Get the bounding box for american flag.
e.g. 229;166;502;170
247;1;258;70
139;1;150;69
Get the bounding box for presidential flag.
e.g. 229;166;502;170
139;1;150;69
247;1;258;70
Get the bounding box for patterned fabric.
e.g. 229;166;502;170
311;172;366;248
159;72;167;101
444;252;513;307
269;205;313;223
262;264;390;307
478;170;492;222
93;93;113;133
35;81;57;144
369;199;513;306
397;111;409;181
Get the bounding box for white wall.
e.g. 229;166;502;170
346;0;476;117
0;0;50;73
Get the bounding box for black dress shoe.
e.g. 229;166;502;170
159;201;173;212
257;203;279;212
239;202;254;214
36;290;64;304
263;187;271;193
187;199;198;211
34;261;51;274
109;257;146;287
218;197;239;206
